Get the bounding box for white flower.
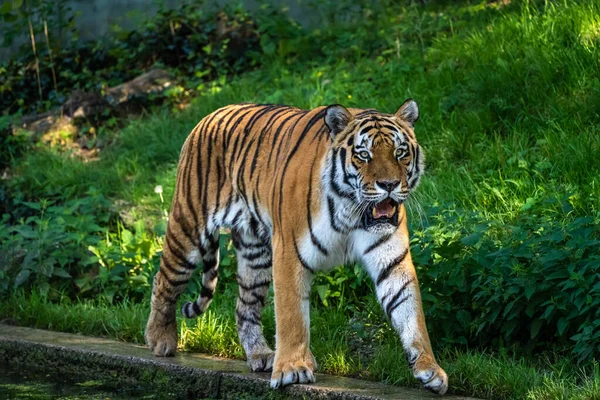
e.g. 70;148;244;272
154;185;163;194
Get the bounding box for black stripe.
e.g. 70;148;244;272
306;160;329;256
329;149;353;199
238;295;265;306
410;145;421;188
162;273;189;287
222;194;235;223
165;235;197;270
181;127;201;241
327;196;343;233
387;294;411;317
356;118;375;131
231;229;266;250
383;278;414;316
229;106;269;169
202;258;217;273
192;301;202;315
156;274;176;295
249;217;261;239
364;234;392;255
238;279;271;291
213;158;223;215
250;108;293;180
231;209;244;226
380;123;399;132
339;147;355;189
266;111;305;167
376;248;409;286
222;104;258;155
275;109;327;222
181;302;191;317
250;192;268;233
236;309;260;325
242;249;268;261
161;257;188;276
200;285;214;299
205;268;219;281
248;261;272;270
309;123;329;145
272;109;306;169
406;353;418;368
171;205;198;247
356;110;379;118
292;233;314;273
224;104;262;147
235;106;278;166
203;228;219;249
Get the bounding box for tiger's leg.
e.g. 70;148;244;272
270;234;316;388
359;229;448;395
181;229;221;318
232;228;275;372
145;218;202;357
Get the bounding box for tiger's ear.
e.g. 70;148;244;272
325;104;354;138
395;99;419;126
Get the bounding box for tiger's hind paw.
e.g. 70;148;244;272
145;317;178;357
248;350;275;372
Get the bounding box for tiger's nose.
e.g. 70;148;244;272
376;180;401;193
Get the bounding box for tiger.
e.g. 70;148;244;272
145;100;448;394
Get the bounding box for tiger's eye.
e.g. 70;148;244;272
358;151;370;161
396;149;407;159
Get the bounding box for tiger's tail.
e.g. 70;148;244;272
180;229;221;319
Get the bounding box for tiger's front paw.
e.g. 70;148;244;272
270;352;316;389
145;315;178;357
413;359;448;395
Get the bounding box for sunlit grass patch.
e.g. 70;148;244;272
180;310;243;358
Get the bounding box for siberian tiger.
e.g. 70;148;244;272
145;100;448;394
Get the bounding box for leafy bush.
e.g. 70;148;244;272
411;203;600;362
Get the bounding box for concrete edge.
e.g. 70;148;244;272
0;325;476;400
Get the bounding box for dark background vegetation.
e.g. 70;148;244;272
1;0;599;398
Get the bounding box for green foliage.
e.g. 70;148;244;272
410;204;600;362
0;189;161;302
312;264;370;308
0;190;109;296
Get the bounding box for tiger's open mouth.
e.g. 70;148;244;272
362;198;400;228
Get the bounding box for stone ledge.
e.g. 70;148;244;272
0;325;476;400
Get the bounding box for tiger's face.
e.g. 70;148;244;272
325;99;424;234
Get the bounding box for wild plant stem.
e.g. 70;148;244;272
43;19;58;94
28;16;43;101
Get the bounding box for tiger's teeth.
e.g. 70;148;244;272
372;207;378;218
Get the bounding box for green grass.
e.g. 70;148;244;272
3;0;600;399
2;290;600;400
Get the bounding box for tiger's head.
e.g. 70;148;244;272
324;99;424;234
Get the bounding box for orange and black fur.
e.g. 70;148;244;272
145;100;448;394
